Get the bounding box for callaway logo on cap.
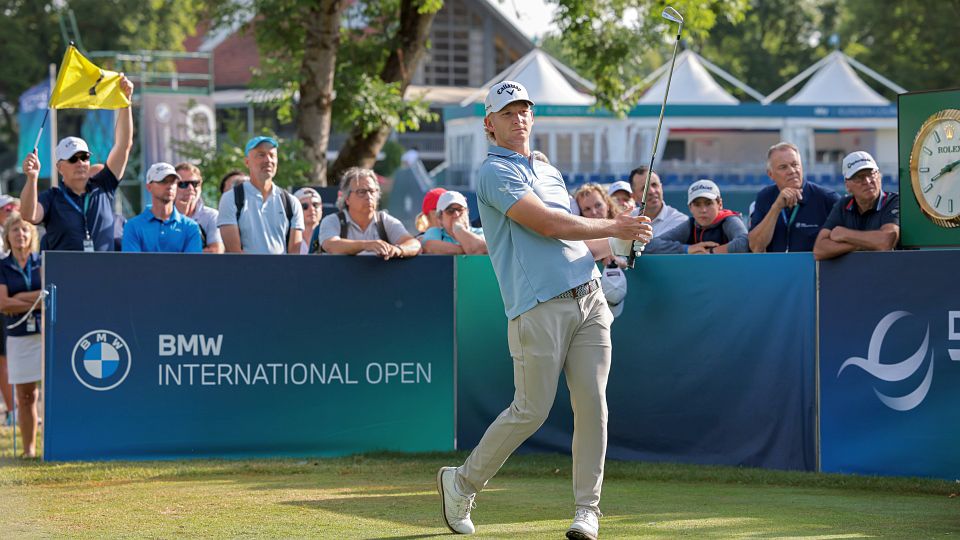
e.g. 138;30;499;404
842;151;878;179
485;80;535;115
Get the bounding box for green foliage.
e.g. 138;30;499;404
173;114;315;202
546;0;749;115
696;0;828;97
217;0;439;148
0;0;203;147
374;139;404;178
838;0;960;93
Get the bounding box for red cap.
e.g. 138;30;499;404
422;188;447;214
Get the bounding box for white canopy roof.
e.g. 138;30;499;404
638;50;743;105
765;50;906;105
460;48;594;106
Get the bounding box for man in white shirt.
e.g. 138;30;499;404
629;166;687;236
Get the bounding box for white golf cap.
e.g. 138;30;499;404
600;267;628;318
485;80;534;115
56;137;90;161
294;187;322;204
607;180;633;196
145;162;181;184
842;151;879;179
687;179;721;204
437;190;468;212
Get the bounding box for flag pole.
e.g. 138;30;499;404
32;110;49;155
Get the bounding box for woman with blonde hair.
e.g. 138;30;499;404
0;213;42;457
572;183;617;219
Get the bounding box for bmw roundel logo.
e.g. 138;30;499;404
71;330;132;391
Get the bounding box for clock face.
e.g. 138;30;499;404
910;109;960;227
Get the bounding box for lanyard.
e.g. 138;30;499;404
780;204;799;227
14;258;33;291
61;190;92;237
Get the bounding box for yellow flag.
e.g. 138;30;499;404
48;45;130;109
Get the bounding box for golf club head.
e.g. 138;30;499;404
662;6;683;24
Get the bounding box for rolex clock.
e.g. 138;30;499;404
899;89;960;247
909;109;960;227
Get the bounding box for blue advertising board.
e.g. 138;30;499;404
457;254;817;471
819;251;960;479
43;253;455;461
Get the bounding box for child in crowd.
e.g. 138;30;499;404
646;179;749;254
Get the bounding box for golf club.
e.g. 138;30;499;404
628;6;684;268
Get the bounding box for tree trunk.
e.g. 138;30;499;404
297;0;348;186
329;0;438;182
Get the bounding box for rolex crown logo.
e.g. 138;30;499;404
946;124;955;140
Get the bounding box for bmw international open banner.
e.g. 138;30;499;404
43;253;454;461
819;251;960;480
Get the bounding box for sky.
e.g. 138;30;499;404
486;0;557;41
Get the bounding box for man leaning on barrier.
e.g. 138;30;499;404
748;142;840;253
20;75;134;252
316;167;420;260
813;151;900;260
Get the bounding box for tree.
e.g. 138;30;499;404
838;0;960;93
695;0;828;97
546;0;749;115
328;0;440;183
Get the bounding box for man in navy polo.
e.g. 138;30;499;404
813;151;899;260
20;76;134;251
122;163;202;253
748;142;840;252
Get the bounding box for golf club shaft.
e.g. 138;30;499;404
628;18;683;268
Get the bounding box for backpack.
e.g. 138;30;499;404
233;182;296;247
312;210;388;254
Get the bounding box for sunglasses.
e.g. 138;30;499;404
301;202;321;210
67;152;91;164
443;206;466;215
177;181;201;189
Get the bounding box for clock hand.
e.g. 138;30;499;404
930;158;960;182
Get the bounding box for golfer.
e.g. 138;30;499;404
438;81;652;540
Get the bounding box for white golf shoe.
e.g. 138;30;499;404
437;466;476;534
566;507;600;540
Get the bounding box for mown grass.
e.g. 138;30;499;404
1;429;957;538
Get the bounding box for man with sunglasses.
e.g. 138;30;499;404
813;151;899;260
174;163;223;253
421;190;487;255
20;75;134;251
122;162;202;253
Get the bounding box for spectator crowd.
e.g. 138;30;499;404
0;75;900;457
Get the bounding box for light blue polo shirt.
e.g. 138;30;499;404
477;145;599;319
122;207;202;253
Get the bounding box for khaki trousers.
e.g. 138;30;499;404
457;287;612;512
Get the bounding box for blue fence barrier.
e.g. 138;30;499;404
43;253;455;461
819;251;960;479
457;254;817;471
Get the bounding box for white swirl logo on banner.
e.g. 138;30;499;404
838;311;934;412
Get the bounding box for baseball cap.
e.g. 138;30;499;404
294;187;322;204
0;195;14;208
56;137;90;161
437;191;468;212
842;151;879;179
600;266;628;318
421;188;447;214
145;162;181;184
485;80;534;115
607;180;633;196
687;179;722;204
245;136;279;155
